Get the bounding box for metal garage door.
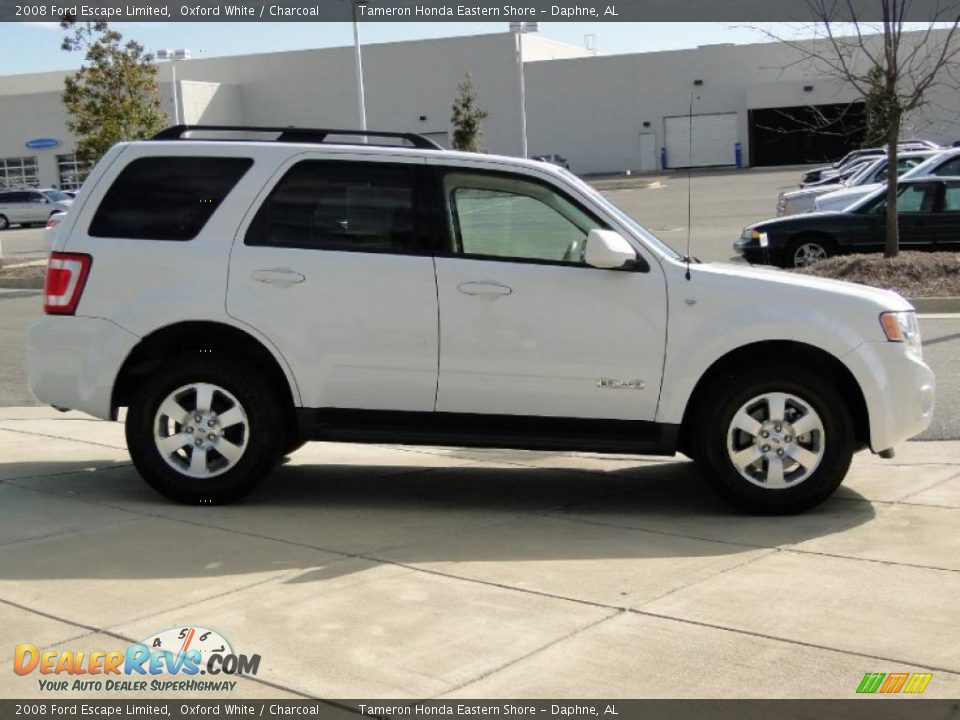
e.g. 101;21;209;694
664;113;737;168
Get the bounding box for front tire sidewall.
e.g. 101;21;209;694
126;359;282;504
695;372;854;514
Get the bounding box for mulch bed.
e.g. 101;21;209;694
794;252;960;297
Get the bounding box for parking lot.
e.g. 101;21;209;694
1;167;958;699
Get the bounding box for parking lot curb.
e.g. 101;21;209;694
910;297;960;314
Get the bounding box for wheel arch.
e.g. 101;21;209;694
676;340;869;456
112;321;301;440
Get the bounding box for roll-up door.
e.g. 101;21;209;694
664;113;737;168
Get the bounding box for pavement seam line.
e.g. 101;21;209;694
636;547;782;607
784;546;960;573
894;465;960;505
433;610;624;698
0;426;127;451
627;607;960;676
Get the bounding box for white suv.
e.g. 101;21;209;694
27;125;936;514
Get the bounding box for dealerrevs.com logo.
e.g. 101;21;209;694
14;626;261;693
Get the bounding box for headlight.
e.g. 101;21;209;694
740;228;761;241
880;311;922;359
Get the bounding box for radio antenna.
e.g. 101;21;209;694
685;91;695;281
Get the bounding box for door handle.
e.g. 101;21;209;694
457;281;512;297
252;269;305;286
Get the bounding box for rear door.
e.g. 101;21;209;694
227;154;440;412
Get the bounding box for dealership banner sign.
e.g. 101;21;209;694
0;0;954;21
0;700;957;720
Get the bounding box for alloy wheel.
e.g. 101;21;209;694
726;392;825;489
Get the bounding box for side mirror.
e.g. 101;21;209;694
584;229;639;270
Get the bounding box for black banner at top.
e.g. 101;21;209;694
0;0;958;22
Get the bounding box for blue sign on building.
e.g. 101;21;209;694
25;138;61;150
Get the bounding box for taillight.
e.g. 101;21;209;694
43;252;92;315
46;217;61;230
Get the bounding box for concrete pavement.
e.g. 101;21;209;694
0;407;958;699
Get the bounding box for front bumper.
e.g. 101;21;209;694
842;340;935;453
26;316;140;420
733;239;784;266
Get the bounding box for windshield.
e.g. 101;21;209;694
42;190;70;202
562;170;682;260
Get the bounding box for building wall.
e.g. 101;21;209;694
2;30;959;185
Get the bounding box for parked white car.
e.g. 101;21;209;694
27;125;936;514
816;148;960;212
0;188;73;230
799;140;941;185
780;150;939;216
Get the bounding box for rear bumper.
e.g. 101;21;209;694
842;341;936;452
26;316;139;420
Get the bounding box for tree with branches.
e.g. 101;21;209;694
451;73;489;152
761;3;960;257
61;21;166;168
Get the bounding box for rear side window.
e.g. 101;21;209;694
89;156;252;240
933;157;960;177
245;160;421;253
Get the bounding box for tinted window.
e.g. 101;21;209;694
90;156;252;240
444;171;603;264
933;157;960;177
246;160;421;253
943;184;960;212
868;183;938;214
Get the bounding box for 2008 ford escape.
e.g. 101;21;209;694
27;126;936;513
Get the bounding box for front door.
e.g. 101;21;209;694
430;164;667;421
227;155;440;412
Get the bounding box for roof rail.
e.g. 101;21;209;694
151;125;443;150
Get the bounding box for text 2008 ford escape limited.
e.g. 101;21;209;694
27;126;936;514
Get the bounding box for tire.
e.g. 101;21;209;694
691;364;855;514
125;356;284;504
785;235;834;268
0;215;8;230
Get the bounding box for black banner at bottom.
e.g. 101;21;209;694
1;700;958;720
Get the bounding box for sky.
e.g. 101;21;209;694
2;21;946;76
0;22;819;75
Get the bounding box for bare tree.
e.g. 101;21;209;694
760;4;960;257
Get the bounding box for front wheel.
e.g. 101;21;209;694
786;236;833;268
691;366;855;514
125;357;283;504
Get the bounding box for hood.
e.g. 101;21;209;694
748;210;851;231
818;182;882;202
783;183;844;200
692;261;912;311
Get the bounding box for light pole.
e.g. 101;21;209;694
156;48;191;125
352;0;368;136
509;22;537;158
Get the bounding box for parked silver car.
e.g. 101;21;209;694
0;188;73;230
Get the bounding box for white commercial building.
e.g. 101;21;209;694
2;29;959;188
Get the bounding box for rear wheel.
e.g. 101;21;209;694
786;236;833;268
0;215;8;230
125;357;283;504
691;365;854;514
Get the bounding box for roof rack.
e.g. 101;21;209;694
151;125;443;150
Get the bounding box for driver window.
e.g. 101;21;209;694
444;171;602;264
